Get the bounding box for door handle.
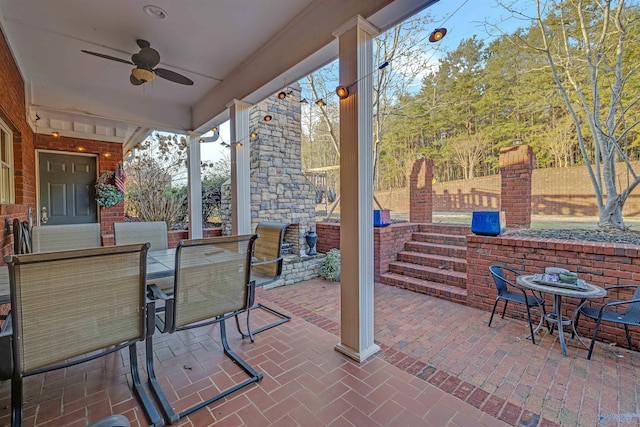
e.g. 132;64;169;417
41;206;48;223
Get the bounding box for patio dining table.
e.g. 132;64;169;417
517;274;606;356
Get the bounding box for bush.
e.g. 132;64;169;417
319;248;341;281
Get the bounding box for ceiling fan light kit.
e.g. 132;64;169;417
132;67;156;83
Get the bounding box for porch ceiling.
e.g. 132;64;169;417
0;0;438;150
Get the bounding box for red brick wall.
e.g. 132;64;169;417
409;158;432;223
467;234;640;348
500;145;533;228
374;224;419;281
316;222;340;254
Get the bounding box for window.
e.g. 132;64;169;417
0;120;14;203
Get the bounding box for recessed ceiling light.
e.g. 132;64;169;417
143;5;168;20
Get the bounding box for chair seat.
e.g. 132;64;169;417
501;290;543;307
579;306;640;326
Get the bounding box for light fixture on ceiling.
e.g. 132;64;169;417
315;99;326;107
335;85;349;99
428;28;447;42
143;5;168;20
264;115;273;121
51;131;60;138
131;67;156;83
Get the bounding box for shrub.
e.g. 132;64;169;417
319;248;341;282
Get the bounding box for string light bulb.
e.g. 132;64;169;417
249;132;258;139
264;114;273;121
336;86;349;99
315;99;326;107
51;131;60;138
429;28;447;42
277;91;287;99
300;98;308;104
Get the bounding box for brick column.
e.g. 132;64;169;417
499;145;534;228
409;158;433;223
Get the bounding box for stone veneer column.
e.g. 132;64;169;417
409;158;433;223
228;100;252;235
499;145;534;228
333;16;380;362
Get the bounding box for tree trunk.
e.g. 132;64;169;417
599;196;625;229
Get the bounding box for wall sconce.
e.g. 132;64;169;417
429;28;447;42
264;114;273;121
51;131;60;138
315;99;326;107
335;85;349;99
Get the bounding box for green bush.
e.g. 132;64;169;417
319;248;341;282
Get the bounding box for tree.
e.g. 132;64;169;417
502;0;640;229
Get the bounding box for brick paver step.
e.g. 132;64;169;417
388;261;466;288
379;272;467;305
412;232;467;247
397;251;467;273
417;223;470;236
404;241;467;259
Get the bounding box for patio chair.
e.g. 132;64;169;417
574;284;640;360
488;265;547;344
145;234;262;425
115;221;172;292
31;223;101;253
87;414;131;427
235;221;290;342
0;244;162;427
12;218;31;254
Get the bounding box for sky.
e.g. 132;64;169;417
198;0;538;163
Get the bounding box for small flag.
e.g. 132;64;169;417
115;163;126;194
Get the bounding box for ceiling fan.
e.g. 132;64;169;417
81;39;194;86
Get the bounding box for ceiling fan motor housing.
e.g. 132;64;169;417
131;67;155;83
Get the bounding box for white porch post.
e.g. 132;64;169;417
187;131;203;239
228;99;252;235
333;16;380;362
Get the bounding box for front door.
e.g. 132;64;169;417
38;152;97;225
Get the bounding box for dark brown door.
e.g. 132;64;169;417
38;152;97;225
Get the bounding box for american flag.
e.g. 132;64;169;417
114;163;126;194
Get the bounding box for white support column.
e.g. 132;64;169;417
228;99;252;235
333;16;380;362
187;132;203;239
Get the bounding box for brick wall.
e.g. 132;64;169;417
500;145;533;228
409;158;432;223
467;234;640;348
374;224;419;281
316;222;340;254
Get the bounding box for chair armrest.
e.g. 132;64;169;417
601;298;640;309
147;284;174;333
148;284;171;301
247;280;256;308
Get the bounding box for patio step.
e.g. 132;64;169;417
396;251;467;273
380;226;468;305
404;241;467;260
387;261;466;288
379;272;467;305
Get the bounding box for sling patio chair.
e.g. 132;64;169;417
145;234;262;425
31;223;101;253
12;218;31;255
488;265;548;344
0;243;162;427
574;284;640;360
235;221;291;342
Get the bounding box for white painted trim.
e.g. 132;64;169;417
332;15;379;38
187;132;203;239
335;343;381;362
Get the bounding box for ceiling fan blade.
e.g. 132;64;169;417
136;39;151;49
81;50;134;65
138;47;160;68
130;74;144;86
154;68;194;85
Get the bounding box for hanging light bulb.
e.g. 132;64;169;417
315;99;326;107
51;131;60;138
249;131;258;139
264;114;273;121
300;98;308;104
429;28;447;42
277;91;287;99
335;86;349;99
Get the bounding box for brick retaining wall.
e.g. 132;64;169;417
467;234;640;348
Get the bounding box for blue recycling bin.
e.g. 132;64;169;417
471;211;506;236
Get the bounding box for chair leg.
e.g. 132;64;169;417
129;343;164;427
624;325;633;350
11;376;22;427
488;297;500;327
146;335;179;425
238;303;290;341
525;303;536;345
501;300;508;319
587;318;603;360
571;311;582;339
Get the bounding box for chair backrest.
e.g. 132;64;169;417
2;243;149;375
114;221;168;251
624;286;640;320
489;265;509;295
170;234;257;331
31;223;101;253
252;222;289;285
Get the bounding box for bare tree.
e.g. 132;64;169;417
501;0;640;228
446;133;491;179
539;118;577;167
